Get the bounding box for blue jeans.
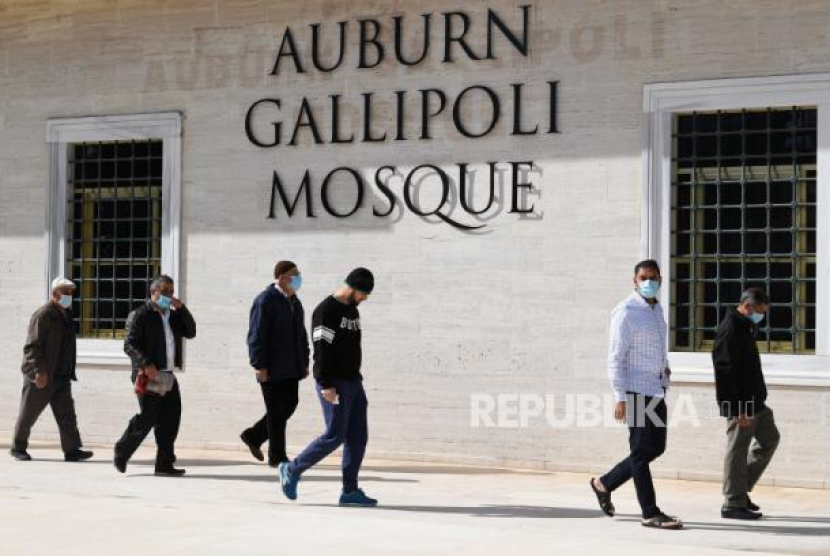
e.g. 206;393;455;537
600;393;667;519
288;379;368;492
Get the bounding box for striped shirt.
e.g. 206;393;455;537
607;291;670;402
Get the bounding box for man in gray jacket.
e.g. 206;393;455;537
10;277;93;462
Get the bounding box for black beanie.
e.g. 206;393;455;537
345;267;374;294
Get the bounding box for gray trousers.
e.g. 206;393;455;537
12;378;82;454
723;406;780;508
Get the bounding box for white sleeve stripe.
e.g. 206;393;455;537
313;327;335;343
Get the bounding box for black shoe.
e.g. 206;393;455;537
589;477;615;517
240;433;264;462
10;449;32;461
746;496;760;512
64;449;93;462
154;466;186;477
268;457;289;468
641;512;683;529
721;507;763;520
114;457;127;473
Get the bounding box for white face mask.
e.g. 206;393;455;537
58;294;73;309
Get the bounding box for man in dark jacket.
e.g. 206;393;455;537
114;275;196;476
11;277;93;462
712;288;780;520
241;260;310;466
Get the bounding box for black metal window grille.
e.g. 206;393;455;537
671;107;817;354
66;140;163;338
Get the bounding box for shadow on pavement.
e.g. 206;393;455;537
616;516;830;536
11;456;262;468
304;503;605;519
127;473;418;484
765;515;830;524
319;463;516;475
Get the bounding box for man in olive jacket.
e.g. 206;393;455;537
712;287;780;520
113;275;196;476
11;277;93;462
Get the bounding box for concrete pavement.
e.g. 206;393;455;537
1;442;828;556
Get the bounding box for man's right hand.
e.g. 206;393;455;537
142;364;158;381
737;414;753;428
256;369;268;382
33;371;48;389
614;401;627;423
321;387;338;404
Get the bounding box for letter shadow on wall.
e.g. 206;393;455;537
265;161;544;236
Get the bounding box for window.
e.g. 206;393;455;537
643;75;830;386
67;140;164;338
46;113;181;365
671;107;817;354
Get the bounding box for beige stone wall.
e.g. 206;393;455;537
1;0;829;487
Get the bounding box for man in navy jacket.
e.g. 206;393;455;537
241;261;310;466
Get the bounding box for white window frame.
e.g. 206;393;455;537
643;74;830;387
45;112;183;368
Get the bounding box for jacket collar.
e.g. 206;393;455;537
266;283;296;304
44;302;67;318
729;306;758;335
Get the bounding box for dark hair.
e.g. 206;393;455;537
149;275;174;293
634;259;661;276
740;287;769;306
346;267;374;294
274;260;297;279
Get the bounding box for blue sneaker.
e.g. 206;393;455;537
339;488;378;507
278;462;299;501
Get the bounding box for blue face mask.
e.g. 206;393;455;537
156;295;172;311
638;279;660;299
290;274;303;292
748;312;765;325
58;294;73;309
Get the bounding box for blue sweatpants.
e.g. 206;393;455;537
288;379;368;492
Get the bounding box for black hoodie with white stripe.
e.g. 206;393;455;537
311;295;363;388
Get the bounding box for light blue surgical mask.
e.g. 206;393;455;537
748;312;765;325
638;279;660;299
290;274;303;292
58;294;72;309
156;295;172;311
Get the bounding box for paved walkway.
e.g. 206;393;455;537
1;442;828;556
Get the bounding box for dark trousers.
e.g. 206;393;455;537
723;406;780;508
12;378;82;454
241;378;300;464
114;378;181;467
600;393;668;519
289;379;368;492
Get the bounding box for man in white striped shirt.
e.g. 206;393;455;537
589;260;682;530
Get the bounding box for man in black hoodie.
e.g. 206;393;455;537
712;288;780;520
242;260;310;466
